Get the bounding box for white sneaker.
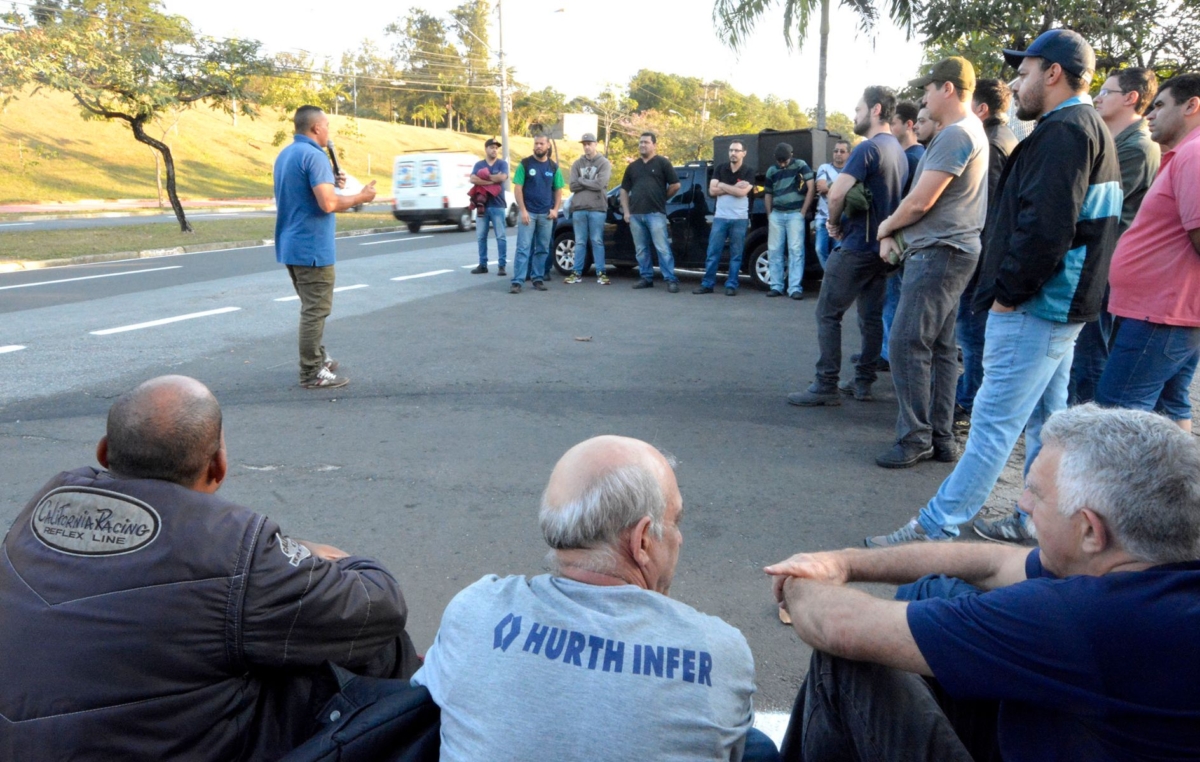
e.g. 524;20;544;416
301;366;349;389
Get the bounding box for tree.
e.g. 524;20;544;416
917;0;1200;79
581;86;637;156
712;0;916;130
0;0;270;231
413;100;443;128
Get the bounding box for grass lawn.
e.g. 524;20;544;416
0;213;402;262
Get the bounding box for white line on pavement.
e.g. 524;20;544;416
0;345;26;354
0;265;183;291
273;284;369;302
91;307;241;336
390;269;454;282
754;711;789;748
0;222;34;227
358;235;433;246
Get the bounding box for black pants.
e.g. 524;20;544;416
778;649;1001;762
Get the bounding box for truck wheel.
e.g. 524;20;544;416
749;242;772;291
406;222;422;233
552;233;575;275
506;204;519;228
456;209;473;232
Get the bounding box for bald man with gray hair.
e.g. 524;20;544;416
413;435;779;761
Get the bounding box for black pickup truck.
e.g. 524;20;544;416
550;128;841;289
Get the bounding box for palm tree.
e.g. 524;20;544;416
712;0;915;129
413;101;443;129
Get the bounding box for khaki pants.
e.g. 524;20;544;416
287;264;335;382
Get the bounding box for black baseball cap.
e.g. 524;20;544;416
1003;29;1095;83
484;137;502;148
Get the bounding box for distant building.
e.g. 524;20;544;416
547;113;599;142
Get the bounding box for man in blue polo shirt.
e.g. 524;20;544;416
766;404;1200;761
509;134;564;294
273;105;376;389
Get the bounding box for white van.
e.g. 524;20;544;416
391;152;480;233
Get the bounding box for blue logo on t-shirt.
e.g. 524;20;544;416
489;613;714;687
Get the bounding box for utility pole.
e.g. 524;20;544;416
498;0;509;170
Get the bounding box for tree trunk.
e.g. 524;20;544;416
131;116;192;232
150;146;165;208
817;0;830;130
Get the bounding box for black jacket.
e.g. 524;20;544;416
973;97;1123;322
0;468;412;761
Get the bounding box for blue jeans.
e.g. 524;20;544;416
767;210;807;295
702;217;749;289
744;727;781;762
1096;318;1200;421
629;213;677;283
917;310;1082;538
814;218;832;269
511;212;553;285
476;206;507;269
571;210;606;275
1068;287;1115;405
880;268;902;362
954;287;988;413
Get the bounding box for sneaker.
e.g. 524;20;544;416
667;282;680;293
725;287;737;296
790;292;805;300
953;405;972;433
865;517;951;548
766;289;783;297
787;384;842;407
564;273;584;284
875;442;935;469
632;279;654;290
532;280;548;291
497;267;507;277
838;379;874;401
692;286;714;294
875;358;891;373
509;283;521;294
972;511;1038;545
323;355;338;373
934;439;962;463
470;265;488;274
596;272;610;285
301;366;349;389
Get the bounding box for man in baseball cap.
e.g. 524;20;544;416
1002;28;1095;86
565;133;613;285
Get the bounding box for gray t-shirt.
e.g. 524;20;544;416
902;115;989;256
412;574;756;761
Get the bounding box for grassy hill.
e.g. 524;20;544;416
0;91;583;204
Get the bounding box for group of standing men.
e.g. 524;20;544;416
777;29;1200;551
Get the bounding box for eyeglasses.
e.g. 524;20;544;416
729;148;745;153
1097;88;1127;98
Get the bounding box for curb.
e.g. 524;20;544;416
0;206;277;223
0;225;409;272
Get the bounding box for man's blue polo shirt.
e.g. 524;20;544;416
274;134;337;267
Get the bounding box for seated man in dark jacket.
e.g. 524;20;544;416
0;375;419;761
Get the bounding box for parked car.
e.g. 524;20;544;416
550;161;822;290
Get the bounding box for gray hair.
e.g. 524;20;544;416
540;452;677;551
1043;404;1200;564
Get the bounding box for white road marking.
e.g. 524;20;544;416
0;345;26;354
0;265;183;291
0;222;34;227
391;269;454;282
359;235;433;246
754;711;789;748
273;284;369;302
91;307;240;336
460;261;498;269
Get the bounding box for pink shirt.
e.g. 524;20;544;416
1108;125;1200;327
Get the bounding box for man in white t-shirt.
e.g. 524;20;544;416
412;435;777;761
813;139;850;269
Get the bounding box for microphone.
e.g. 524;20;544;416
326;140;342;176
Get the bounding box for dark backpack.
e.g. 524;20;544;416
279;663;440;762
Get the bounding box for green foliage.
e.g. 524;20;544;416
917;0;1200;80
713;0;914;52
0;0;272;230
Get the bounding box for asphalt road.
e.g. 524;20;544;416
0;232;975;713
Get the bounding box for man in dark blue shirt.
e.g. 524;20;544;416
509;135;564;293
788;86;907;407
767;404;1200;761
273;106;376;389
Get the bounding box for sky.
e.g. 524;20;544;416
163;0;929;118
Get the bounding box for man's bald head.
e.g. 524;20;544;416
104;376;223;487
540;435;677;551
